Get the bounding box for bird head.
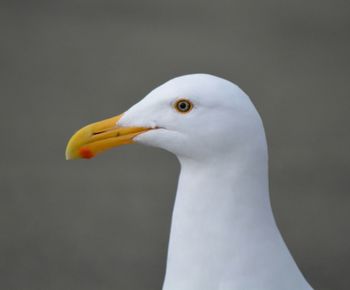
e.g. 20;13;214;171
65;74;264;161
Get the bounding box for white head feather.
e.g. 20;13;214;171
118;74;312;290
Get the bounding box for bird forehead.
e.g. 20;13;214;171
133;74;247;114
146;83;232;106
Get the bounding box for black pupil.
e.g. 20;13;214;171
179;102;188;110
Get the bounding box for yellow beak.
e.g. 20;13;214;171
65;114;150;160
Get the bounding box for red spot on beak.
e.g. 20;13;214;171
79;147;94;159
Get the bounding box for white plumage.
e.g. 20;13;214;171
119;74;313;290
67;74;313;290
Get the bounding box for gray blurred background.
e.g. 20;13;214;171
1;1;349;289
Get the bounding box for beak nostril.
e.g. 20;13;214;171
92;131;105;135
92;126;117;135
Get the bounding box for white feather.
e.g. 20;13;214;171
120;74;313;290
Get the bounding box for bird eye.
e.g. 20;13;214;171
174;99;193;113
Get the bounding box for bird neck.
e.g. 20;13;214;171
162;151;310;290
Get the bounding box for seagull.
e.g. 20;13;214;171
65;74;313;290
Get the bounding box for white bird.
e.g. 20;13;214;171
66;74;313;290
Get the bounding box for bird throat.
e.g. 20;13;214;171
162;155;308;290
